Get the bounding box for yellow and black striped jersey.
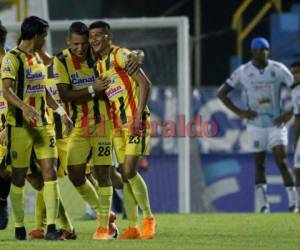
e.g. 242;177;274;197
53;48;110;128
96;45;150;128
1;47;50;127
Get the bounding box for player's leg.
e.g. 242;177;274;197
270;126;298;212
67;128;101;218
34;126;62;240
114;132;140;239
8;126;32;240
55;138;76;239
91;121;114;240
294;140;300;206
247;125;270;213
0;145;10;230
272;145;298;212
254;151;269;213
26;170;46;239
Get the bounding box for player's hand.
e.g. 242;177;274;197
21;104;41;124
125;50;144;75
238;110;257;119
93;76;110;92
61;114;73;136
130;113;144;136
273;113;292;127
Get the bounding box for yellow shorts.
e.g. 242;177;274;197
56;137;70;177
7;125;58;168
68;121;113;166
113;121;150;164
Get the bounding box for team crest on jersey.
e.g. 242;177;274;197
270;71;276;78
105;85;124;99
70;72;96;86
26;84;46;93
254;140;260;148
2;66;11;73
0;101;6;110
25;69;45;81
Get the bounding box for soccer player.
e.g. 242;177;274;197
290;61;300;205
26;49;76;240
1;16;73;240
0;20;9;230
89;20;156;240
217;37;298;213
54;21;117;240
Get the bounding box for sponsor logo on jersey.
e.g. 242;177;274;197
26;84;46;93
257;96;271;105
25;69;45;81
70;72;96;86
105;85;124;99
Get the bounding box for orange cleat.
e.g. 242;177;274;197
93;227;111;240
141;217;156;240
28;229;45;239
119;227;141;240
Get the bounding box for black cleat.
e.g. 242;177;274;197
15;227;27;240
0;199;8;230
45;230;63;240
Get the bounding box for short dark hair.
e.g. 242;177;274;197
68;22;88;37
291;61;300;68
0;21;7;45
89;21;111;31
21;16;49;40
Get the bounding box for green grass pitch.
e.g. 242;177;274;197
1;213;300;250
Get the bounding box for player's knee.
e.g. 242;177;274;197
122;169;137;181
68;173;85;187
11;175;25;187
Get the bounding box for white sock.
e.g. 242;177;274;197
286;186;298;209
255;184;269;212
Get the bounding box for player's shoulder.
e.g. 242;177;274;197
55;48;70;61
232;61;252;74
268;60;289;70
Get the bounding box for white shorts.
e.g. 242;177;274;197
246;125;288;153
294;141;300;168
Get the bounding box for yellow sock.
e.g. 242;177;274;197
58;195;73;231
43;180;60;225
35;189;46;229
10;184;25;227
123;182;138;227
128;173;153;218
75;180;100;214
98;186;113;228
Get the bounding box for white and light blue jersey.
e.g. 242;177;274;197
226;60;294;127
292;84;300;116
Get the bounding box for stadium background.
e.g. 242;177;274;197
1;0;300;216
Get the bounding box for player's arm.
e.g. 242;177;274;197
2;79;40;123
273;107;294;126
45;88;73;136
295;115;300;145
125;50;144;75
131;68;151;122
54;57;109;103
1;53;41;123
